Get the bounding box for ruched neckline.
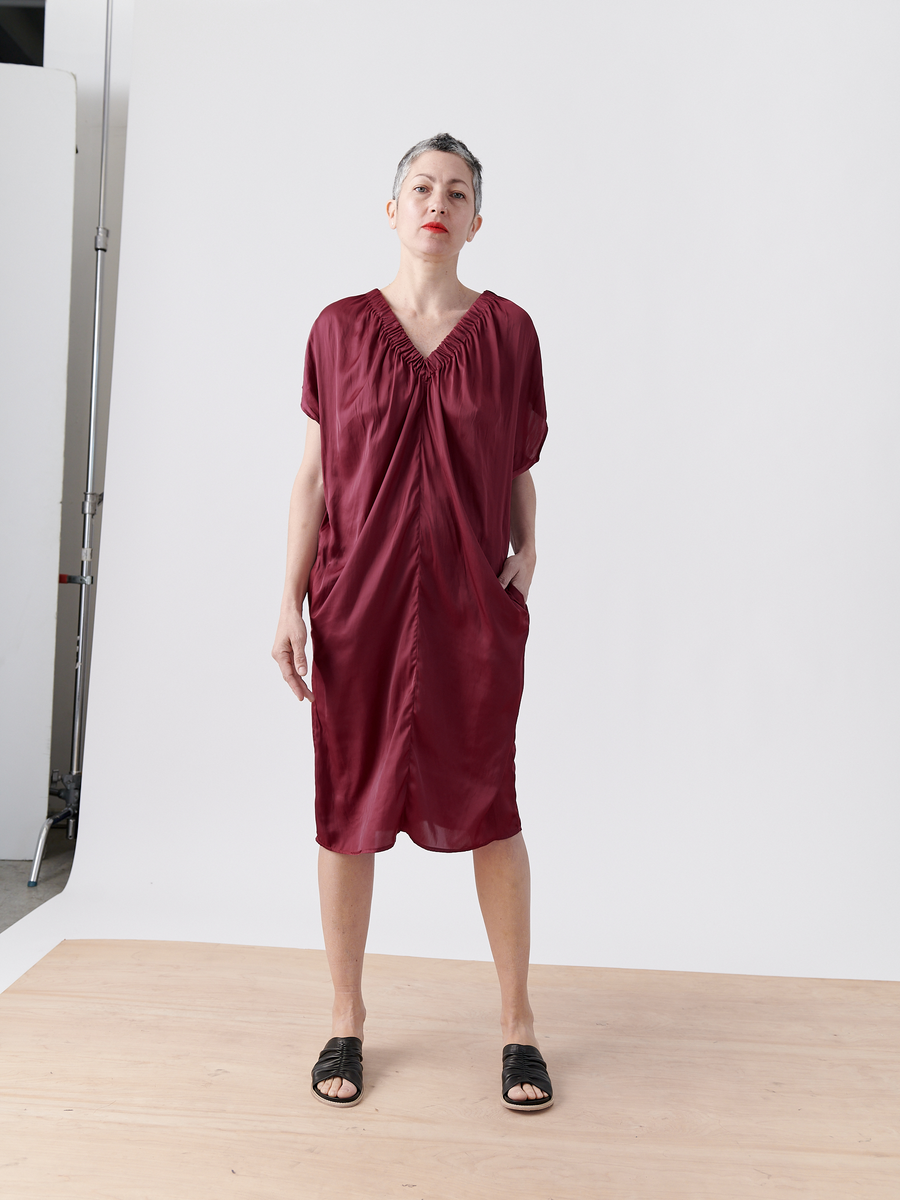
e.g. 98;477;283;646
366;288;497;374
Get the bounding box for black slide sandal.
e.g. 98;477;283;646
310;1036;364;1107
501;1043;554;1111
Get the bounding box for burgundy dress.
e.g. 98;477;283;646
301;288;547;854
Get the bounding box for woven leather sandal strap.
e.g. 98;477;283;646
311;1036;364;1092
502;1043;553;1099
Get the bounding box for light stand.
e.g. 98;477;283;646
29;0;114;886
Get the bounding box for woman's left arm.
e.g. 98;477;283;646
498;470;537;600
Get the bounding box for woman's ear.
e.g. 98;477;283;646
386;198;397;229
467;213;484;243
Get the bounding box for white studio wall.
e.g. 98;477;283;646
2;0;899;991
0;64;76;858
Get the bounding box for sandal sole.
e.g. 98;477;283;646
502;1095;554;1111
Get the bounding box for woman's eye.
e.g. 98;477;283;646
451;192;465;200
414;186;428;193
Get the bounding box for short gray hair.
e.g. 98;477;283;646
392;133;483;215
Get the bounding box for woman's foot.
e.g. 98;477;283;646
315;1003;365;1100
501;1020;549;1103
311;1036;364;1107
501;1042;554;1111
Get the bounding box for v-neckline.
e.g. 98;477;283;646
368;288;493;373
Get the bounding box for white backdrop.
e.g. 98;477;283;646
2;0;899;989
0;64;75;857
44;0;133;778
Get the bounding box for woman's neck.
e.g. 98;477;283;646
382;253;477;319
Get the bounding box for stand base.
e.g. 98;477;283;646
28;772;80;887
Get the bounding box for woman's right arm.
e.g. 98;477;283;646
271;418;325;702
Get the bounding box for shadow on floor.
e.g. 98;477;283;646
0;825;76;934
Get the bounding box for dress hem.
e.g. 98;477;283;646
315;823;522;856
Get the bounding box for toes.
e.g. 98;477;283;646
507;1082;548;1102
317;1076;358;1100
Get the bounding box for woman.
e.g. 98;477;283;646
272;133;551;1112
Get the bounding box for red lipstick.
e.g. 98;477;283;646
422;222;448;232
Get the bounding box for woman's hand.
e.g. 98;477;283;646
272;606;314;702
273;421;324;704
500;470;538;600
498;548;536;601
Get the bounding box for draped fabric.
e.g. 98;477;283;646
301;289;547;854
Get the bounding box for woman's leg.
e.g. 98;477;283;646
315;845;375;1099
472;832;548;1102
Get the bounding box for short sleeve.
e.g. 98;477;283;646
300;326;320;422
512;323;548;476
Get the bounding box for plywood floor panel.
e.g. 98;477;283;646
0;940;897;1198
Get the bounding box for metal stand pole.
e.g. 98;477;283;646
29;0;114;887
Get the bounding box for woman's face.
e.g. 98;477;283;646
387;150;482;257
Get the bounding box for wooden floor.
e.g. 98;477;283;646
0;941;897;1199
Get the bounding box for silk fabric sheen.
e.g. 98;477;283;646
301;289;547;854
